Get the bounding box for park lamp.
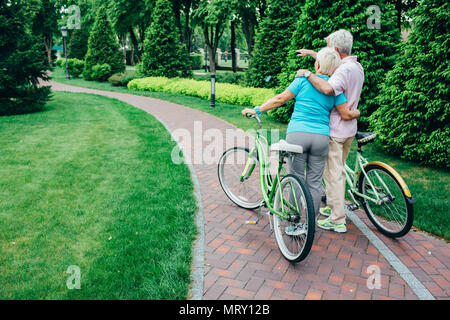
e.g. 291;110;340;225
60;26;70;80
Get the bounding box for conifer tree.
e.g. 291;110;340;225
371;0;449;168
0;0;51;115
140;0;192;78
245;0;304;88
83;5;124;80
270;0;400;126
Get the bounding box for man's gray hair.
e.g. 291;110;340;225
326;29;353;55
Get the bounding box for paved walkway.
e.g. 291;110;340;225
50;82;449;300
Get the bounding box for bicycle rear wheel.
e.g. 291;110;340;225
273;174;315;263
358;163;414;238
218;147;263;209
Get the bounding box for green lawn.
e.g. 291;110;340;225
50;68;450;240
0;92;197;299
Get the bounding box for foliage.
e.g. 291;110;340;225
0;0;51;116
190;53;204;70
68;27;90;60
83;5;124;80
140;0;192;78
61;58;85;78
108;71;139;86
193;71;245;85
89;64;112;82
370;0;450;168
128;77;275;106
245;0;304;88
270;0;400;125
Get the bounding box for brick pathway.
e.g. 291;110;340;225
49;82;449;300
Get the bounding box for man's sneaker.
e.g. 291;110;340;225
319;206;331;217
317;217;347;233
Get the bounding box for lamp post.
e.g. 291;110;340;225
61;26;70;80
210;73;215;108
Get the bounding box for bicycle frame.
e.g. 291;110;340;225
345;151;394;206
240;128;298;221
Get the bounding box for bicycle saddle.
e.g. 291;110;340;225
270;140;303;154
356;131;376;145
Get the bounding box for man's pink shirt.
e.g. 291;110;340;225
328;56;365;138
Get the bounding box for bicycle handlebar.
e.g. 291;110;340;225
246;113;262;130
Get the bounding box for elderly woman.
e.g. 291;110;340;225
241;47;360;218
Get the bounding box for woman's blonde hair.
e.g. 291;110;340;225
316;47;341;76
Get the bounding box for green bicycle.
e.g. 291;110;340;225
324;132;416;238
218;115;315;263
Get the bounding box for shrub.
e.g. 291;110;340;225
108;71;139;86
90;64;112;82
83;5;124;80
61;58;84;78
190;54;204;70
272;0;400;124
193;71;244;85
128;77;275;107
140;0;192;78
0;1;51;116
370;0;450;169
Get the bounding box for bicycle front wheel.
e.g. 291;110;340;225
218;147;263;209
358;163;414;238
273;174;315;263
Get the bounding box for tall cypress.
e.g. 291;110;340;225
139;0;192;78
83;5;124;80
245;0;304;88
371;0;449;168
270;0;400;126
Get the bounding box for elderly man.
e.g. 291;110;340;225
295;29;364;233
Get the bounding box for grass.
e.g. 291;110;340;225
50;68;450;240
0;92;197;299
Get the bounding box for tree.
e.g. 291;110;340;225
270;0;400;125
32;0;59;66
194;0;233;73
109;0;154;62
236;0;266;57
140;0;192;78
68;27;90;59
66;0;97;60
370;0;449;168
83;5;124;80
245;0;304;88
0;0;51;115
389;0;418;31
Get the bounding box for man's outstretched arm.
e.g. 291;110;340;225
296;69;335;96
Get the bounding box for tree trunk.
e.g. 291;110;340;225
241;12;256;57
44;36;53;67
129;27;141;62
231;20;237;73
183;0;192;53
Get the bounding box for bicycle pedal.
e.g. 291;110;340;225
347;203;359;211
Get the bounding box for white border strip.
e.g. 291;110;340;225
345;208;435;300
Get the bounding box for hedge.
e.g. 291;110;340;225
128;77;276;107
